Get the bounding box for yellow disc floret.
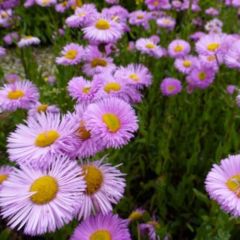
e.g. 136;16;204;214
30;176;58;205
0;174;8;184
95;19;110;30
226;174;240;197
91;58;107;68
207;42;220;52
35;130;60;147
104;82;121;93
102;113;121;133
65;49;78;60
82;165;103;195
90;230;112;240
8;90;25;100
37;104;48;113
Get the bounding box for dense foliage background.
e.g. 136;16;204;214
1;0;240;239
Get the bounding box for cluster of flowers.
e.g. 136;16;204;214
0;0;167;239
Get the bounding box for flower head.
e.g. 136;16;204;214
160;78;182;96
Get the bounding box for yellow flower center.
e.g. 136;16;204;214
102;113;121;133
128;211;144;221
162;19;171;25
82;165;103;195
82;86;91;94
207;55;216;62
226;174;240;197
198;72;206;81
145;43;155;49
137;15;144;20
7;90;25;100
95;19;110;30
37;104;48;113
78;12;86;17
0;174;8;184
23;36;33;39
62;1;67;6
91;58;107;68
207;42;220;52
90;230;112;240
183;60;192;68
174;45;184;52
30;176;58;205
42;0;50;5
35;130;60;147
104;82;121;93
129;73;140;82
153;0;159;6
64;49;78;60
77;121;91;140
167;85;176;92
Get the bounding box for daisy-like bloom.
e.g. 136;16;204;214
205;7;219;16
71;213;131;240
71;105;104;158
225;40;240;69
0;46;6;58
136;38;164;59
196;34;224;56
83;15;124;43
94;72;139;103
56;43;84;66
83;97;138;149
0;156;85;235
0;80;39;112
68;76;100;104
199;54;222;71
4;73;20;83
168;39;191;58
174;56;197;74
78;159;125;219
7;113;77;169
128;10;150;29
114;64;152;89
156;16;176;30
17;36;40;48
226;85;236;95
204;154;240;217
28;102;60;117
160;78;182;96
65;4;98;28
102;5;129;24
140;221;160;240
145;0;171;10
187;64;216;89
128;208;145;222
82;46;116;76
0;10;12;28
3;32;19;45
55;1;70;13
0;166;13;190
35;0;56;7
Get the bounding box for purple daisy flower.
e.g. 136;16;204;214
156;16;176;30
0;156;85;236
0;166;13;190
136;38;164;58
83;15;124;43
94;72;138;103
68;76;100;104
145;0;171;10
0;80;39;112
82;46;116;76
71;105;104;158
55;1;70;13
0;46;6;58
28;102;60;117
226;85;236;95
225;40;240;69
205;154;240;217
0;10;12;28
168;39;191;58
3;32;19;45
7;113;77;169
196;34;225;56
187;63;216;89
160;78;182;96
114;64;152;88
128;10;150;29
78;159;125;219
17;36;40;48
83;97;138;149
174;56;197;74
35;0;56;7
140;221;160;240
56;43;84;66
65;4;98;28
71;213;131;240
0;0;19;9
